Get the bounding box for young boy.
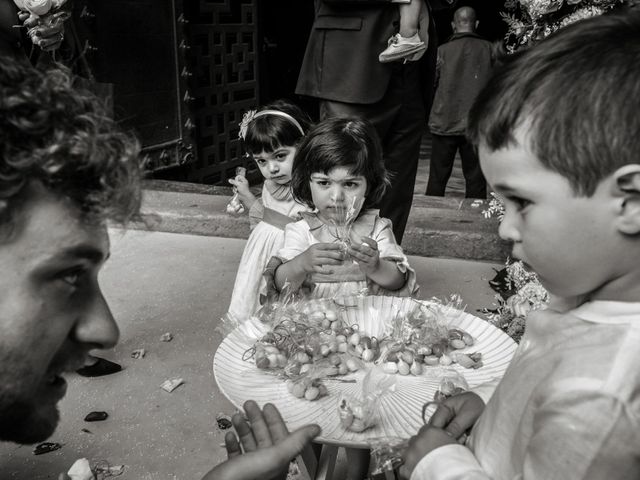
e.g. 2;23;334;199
401;10;640;480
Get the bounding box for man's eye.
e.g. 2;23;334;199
58;269;86;287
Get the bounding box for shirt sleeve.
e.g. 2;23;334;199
410;386;640;480
368;216;418;296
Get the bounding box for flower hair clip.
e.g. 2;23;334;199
238;109;257;140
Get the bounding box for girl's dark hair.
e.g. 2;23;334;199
468;10;640;196
291;117;390;209
242;99;312;156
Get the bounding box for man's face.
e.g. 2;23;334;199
0;183;118;444
479;128;619;299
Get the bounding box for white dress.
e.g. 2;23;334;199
264;209;419;300
226;181;309;322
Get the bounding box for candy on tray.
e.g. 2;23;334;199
338;369;396;432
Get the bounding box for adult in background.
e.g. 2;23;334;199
296;0;449;244
425;6;492;199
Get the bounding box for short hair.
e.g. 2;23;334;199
291;117;390;209
242;99;313;156
453;6;476;27
0;58;142;239
468;10;640;196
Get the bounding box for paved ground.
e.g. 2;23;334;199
0;229;500;479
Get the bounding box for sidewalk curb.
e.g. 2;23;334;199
130;180;510;262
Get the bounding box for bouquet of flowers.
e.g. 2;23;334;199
14;0;70;45
501;0;629;52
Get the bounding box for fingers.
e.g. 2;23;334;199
361;237;378;250
243;400;273;448
224;431;242;459
273;424;321;460
262;402;289;443
232;410;257;452
428;403;454;429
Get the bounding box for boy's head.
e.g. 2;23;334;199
0;58;141;444
468;11;640;301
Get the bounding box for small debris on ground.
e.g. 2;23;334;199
160;332;173;342
95;463;125;477
80;428;92;434
216;412;233;430
33;442;62;455
131;348;146;359
84;411;109;422
67;458;93;480
160;378;184;393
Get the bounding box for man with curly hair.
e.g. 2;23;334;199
0;57;320;480
0;56;141;444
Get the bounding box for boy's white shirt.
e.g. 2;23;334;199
411;300;640;480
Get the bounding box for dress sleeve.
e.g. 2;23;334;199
275;220;312;261
368;216;419;297
248;196;264;231
261;220;313;301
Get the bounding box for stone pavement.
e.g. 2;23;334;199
0;230;502;479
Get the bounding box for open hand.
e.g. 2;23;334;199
347;236;380;275
298;243;344;275
202;400;320;480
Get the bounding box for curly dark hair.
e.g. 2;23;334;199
242;99;313;157
0;57;142;238
291;117;390;210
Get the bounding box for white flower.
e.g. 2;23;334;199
238;109;257;140
14;0;67;16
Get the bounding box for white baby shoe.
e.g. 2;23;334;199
379;32;427;63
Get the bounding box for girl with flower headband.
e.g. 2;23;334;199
226;100;313;322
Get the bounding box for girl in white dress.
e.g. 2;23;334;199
264;116;419;480
226;100;312;322
264;115;418;302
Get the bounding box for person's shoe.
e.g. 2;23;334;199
379;33;427;63
76;357;122;377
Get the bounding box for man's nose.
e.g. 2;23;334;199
72;288;119;350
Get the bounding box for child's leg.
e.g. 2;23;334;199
346;447;370;480
398;0;421;38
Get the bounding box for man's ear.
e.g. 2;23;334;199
613;164;640;235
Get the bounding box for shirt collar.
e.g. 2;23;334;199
570;301;640;325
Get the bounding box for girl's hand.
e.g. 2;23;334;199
228;175;256;209
299;243;344;275
348;237;380;275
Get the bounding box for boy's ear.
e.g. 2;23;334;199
613;164;640;235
